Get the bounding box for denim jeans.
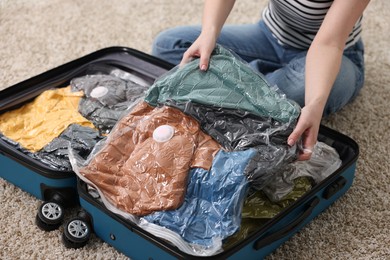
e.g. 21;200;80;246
151;20;365;116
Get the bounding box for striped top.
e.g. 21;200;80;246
262;0;363;49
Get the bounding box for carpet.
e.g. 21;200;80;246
1;0;389;259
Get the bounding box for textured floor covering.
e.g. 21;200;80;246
1;1;389;259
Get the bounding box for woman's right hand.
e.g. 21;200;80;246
179;0;236;70
179;33;217;71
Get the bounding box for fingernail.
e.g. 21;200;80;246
200;64;207;71
287;139;294;146
303;148;313;154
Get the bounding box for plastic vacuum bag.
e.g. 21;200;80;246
36;124;103;170
167;100;294;151
262;141;342;202
71;72;150;133
145;44;301;124
140;149;257;256
70;101;221;216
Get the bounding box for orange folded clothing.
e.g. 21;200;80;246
79;101;221;216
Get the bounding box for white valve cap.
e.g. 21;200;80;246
90;86;109;98
153;125;175;142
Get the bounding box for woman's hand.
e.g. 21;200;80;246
179;32;217;71
288;103;323;161
179;0;236;70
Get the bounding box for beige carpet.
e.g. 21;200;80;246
0;1;389;259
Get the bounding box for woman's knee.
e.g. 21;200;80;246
265;55;364;116
264;56;306;107
152;27;189;53
151;26;201;64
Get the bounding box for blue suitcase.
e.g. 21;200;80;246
57;55;359;258
0;47;172;231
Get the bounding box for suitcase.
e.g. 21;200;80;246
1;47;359;259
55;51;359;258
0;47;172;231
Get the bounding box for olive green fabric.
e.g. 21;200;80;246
144;45;301;124
241;177;313;219
223;177;312;248
223;218;269;250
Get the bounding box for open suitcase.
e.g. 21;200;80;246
0;47;172;231
0;47;359;259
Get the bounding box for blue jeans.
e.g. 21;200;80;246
151;20;365;116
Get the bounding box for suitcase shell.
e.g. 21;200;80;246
1;47;359;258
72;101;358;257
0;47;172;229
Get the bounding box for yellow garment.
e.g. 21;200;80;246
0;86;95;152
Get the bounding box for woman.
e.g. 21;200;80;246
151;0;370;160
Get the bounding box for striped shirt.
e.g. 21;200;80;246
262;0;363;49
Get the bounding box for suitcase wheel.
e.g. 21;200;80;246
62;215;91;249
35;200;65;231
